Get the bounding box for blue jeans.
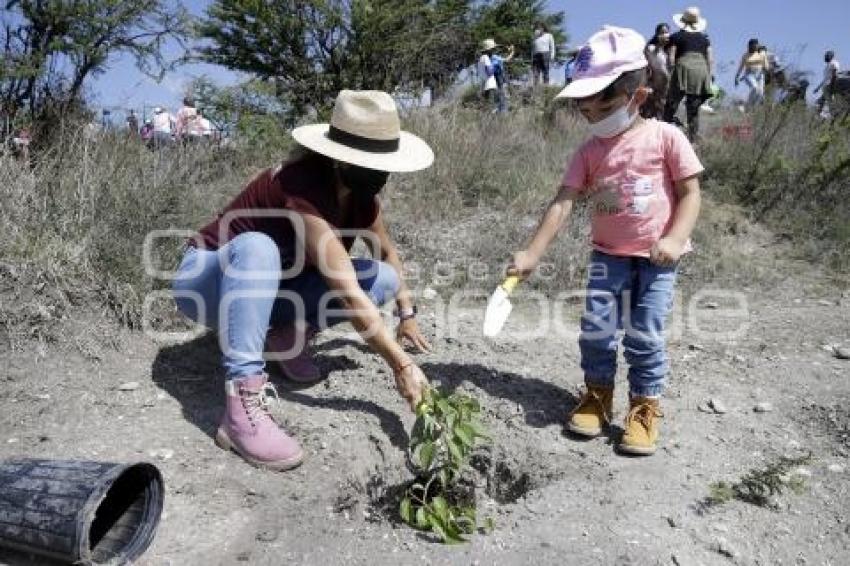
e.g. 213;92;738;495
578;251;678;397
172;231;400;380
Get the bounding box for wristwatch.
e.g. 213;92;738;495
395;306;417;321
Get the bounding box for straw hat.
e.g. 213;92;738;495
291;90;433;173
480;38;499;52
673;7;707;32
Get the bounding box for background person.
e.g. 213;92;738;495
172;90;433;471
175;96;199;142
478;39;500;112
662;6;714;142
643;23;672;118
532;22;556;86
814;50;840;117
151;106;174;147
492;44;515;113
734;38;770;106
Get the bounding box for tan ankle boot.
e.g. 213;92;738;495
566;385;614;437
619;396;663;456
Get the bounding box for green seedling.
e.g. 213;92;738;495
399;387;490;544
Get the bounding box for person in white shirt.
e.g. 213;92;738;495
151;107;174;147
814;50;840;117
478;38;499;111
175;97;198;141
531;22;556;85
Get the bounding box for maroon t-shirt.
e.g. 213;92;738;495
192;153;380;266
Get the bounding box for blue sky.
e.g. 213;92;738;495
91;0;847;114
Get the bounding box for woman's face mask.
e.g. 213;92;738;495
339;164;390;197
581;95;638;139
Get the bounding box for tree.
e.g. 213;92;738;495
196;0;566;120
1;0;189;132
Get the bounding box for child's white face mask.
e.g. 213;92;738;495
587;96;638;139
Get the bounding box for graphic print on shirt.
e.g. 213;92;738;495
587;174;657;216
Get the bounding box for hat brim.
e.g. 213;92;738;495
555;75;619;99
291;124;434;173
673;13;707;32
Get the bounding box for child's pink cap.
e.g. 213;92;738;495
556;26;648;99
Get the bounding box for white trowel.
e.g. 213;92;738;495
483;275;521;338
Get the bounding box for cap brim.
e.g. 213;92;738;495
555;74;620;99
291;124;434;173
672;13;708;32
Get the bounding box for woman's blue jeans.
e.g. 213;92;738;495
579;251;678;397
171;231;400;380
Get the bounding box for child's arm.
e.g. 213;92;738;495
508;187;576;277
649;175;701;266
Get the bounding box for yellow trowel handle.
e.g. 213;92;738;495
501;275;521;294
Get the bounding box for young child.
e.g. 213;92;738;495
507;26;703;456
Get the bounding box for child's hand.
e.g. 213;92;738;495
649;237;685;266
507;250;540;278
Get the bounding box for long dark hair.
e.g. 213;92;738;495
647;23;669;47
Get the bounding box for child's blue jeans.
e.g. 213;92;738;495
171;231;399;380
578;250;678;397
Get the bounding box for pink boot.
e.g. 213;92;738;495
215;374;304;470
266;323;322;384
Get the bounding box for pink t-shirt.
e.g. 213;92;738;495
562;119;704;258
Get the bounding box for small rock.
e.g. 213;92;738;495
38;435;50;443
821;344;836;353
688;343;705;351
701;301;719;309
833;347;850;360
817;299;833;306
753;402;774;413
7;438;18;444
421;288;438;300
149;448;174;460
793;467;812;478
118;381;140;392
256;530;278;543
666;516;680;528
827;463;846;474
709;399;728;414
697;402;714;414
712;537;739;559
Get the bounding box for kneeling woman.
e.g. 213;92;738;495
173;91;433;470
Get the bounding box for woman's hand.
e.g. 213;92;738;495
396;318;432;353
649;237;685;266
394;363;429;411
507;250;540;278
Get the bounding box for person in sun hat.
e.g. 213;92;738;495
662;6;714;141
478;38;501;111
172;90;434;471
506;26;703;456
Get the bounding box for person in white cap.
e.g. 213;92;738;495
172;90;434;471
478;39;500;111
662;6;714;141
506;26;703;456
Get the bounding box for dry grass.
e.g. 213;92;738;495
1;104;845;347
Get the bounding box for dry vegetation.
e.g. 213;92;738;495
1;104;847;348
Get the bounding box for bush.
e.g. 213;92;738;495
700;105;850;272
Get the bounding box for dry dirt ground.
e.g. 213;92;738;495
1;281;849;565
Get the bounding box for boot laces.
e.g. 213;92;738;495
626;401;662;430
241;382;280;422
